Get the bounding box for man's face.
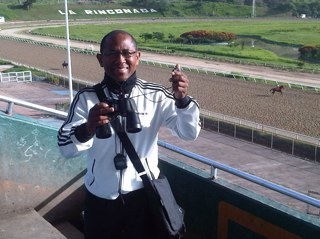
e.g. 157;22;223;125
97;33;141;82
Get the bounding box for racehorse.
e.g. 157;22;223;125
62;60;68;69
270;85;284;95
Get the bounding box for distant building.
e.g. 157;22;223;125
300;14;306;18
0;16;5;23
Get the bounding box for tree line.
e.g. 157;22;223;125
8;0;320;18
131;0;320;18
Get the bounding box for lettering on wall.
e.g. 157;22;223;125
58;8;158;15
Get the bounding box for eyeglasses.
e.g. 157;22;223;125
103;50;137;59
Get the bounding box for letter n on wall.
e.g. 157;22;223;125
217;201;302;239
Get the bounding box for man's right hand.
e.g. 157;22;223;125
86;102;115;136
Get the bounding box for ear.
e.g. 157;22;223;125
136;51;141;65
96;53;103;67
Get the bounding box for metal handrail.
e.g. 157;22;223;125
0;94;319;209
0;95;68;118
158;140;320;209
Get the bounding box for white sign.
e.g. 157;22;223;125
0;16;5;23
58;8;158;15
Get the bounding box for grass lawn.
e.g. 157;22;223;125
31;19;320;72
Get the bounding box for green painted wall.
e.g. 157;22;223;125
159;157;320;239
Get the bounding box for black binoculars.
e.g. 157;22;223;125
96;97;142;139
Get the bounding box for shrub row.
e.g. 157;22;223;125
298;45;320;62
180;30;236;43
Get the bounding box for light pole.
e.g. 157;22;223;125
252;0;256;18
64;0;74;105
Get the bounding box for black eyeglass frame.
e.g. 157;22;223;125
103;50;137;59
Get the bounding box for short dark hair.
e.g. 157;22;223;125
100;30;137;53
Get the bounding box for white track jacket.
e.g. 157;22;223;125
57;78;201;200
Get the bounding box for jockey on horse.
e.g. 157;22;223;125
270;85;284;95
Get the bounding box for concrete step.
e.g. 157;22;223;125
0;209;66;239
54;221;84;239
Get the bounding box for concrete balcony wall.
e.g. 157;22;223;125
1;113;319;239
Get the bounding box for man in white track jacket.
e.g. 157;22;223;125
57;30;201;239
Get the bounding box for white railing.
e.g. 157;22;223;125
201;109;320;162
0;71;32;83
141;60;320;92
1;34;319;91
201;109;320;146
0;95;67;118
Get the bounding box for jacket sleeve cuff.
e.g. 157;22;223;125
75;123;95;143
174;95;192;109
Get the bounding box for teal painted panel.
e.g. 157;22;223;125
0;114;86;214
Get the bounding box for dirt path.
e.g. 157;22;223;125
0;34;319;138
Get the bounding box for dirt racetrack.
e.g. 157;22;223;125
0;38;319;138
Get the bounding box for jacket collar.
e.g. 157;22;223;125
102;72;137;95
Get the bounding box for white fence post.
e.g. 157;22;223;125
0;71;32;83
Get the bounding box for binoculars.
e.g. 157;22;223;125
96;97;142;139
